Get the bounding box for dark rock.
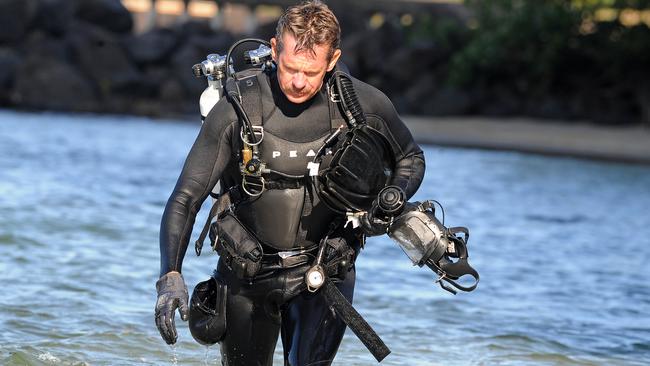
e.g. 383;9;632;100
12;56;98;111
171;43;208;98
423;87;474;115
252;21;277;41
160;78;187;105
75;0;132;34
33;0;76;36
524;95;569;120
123;28;180;65
0;47;21;105
187;32;235;60
328;1;369;36
402;73;436;114
22;31;70;61
476;85;523;116
380;41;437;92
177;19;214;39
341;23;405;78
0;0;39;43
67;21;141;97
638;85;650;127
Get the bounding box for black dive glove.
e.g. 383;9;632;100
360;186;406;237
155;271;189;344
360;201;391;237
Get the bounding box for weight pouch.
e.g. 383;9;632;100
188;277;227;345
214;211;263;280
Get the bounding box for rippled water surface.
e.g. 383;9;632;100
1;110;649;365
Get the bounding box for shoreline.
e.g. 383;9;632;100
3;108;649;165
403;116;650;165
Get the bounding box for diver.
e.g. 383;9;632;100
155;1;425;365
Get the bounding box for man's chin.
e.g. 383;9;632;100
286;93;312;104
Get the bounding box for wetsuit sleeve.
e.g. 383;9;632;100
159;101;238;276
357;81;426;200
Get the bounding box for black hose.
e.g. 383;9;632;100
224;38;271;145
333;71;366;127
225;38;271;80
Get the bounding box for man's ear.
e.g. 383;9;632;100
271;37;278;62
327;49;342;72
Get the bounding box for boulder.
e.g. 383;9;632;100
67;21;142;97
22;31;70;61
75;0;132;34
171;43;209;98
12;56;98;111
33;0;76;36
380;41;437;92
423;86;475;116
0;0;39;43
0;47;21;105
123;28;180;65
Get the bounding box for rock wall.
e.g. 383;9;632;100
0;0;647;125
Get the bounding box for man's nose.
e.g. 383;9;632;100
292;73;306;90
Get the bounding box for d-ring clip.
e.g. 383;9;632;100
240;126;264;146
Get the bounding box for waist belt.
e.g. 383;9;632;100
265;178;304;190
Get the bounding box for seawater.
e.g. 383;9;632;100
1;110;649;366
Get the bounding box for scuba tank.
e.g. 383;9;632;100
193;53;229;122
372;186;480;294
192;42;274;198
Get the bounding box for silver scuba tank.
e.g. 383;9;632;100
192;53;229;122
192;45;273;122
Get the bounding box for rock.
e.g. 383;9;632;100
0;0;39;43
75;0;132;34
252;21;277;42
12;56;98;111
401;73;436;114
187;32;235;60
171;43;209;98
22;31;70;61
177;19;215;39
380;41;437;93
33;0;76;36
341;23;405;78
0;47;21;105
67;21;142;97
524;95;568;120
638;85;650;127
423;87;475;116
123;28;179;65
476;85;523;116
160;78;187;105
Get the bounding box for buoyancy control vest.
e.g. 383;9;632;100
227;68;349;250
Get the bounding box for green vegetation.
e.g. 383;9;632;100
402;0;650;124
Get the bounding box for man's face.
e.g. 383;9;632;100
271;32;341;104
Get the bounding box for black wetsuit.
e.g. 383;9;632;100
160;69;425;366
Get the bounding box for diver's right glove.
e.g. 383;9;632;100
155;271;189;345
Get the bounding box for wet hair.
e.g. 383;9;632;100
275;0;341;59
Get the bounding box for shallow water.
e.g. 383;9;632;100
1;110;649;365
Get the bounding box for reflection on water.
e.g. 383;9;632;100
1;110;649;365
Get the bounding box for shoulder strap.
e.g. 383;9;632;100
237;72;264;127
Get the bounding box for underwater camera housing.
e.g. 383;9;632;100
375;187;480;294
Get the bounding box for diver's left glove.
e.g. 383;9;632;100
155;271;189;345
360;202;391;237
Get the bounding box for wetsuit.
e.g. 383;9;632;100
160;69;425;366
